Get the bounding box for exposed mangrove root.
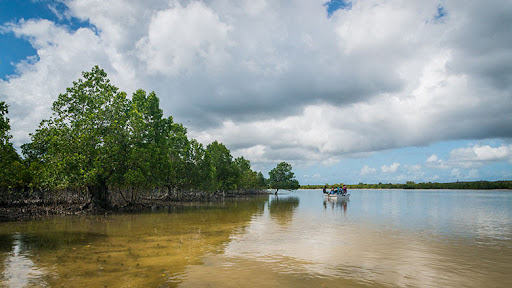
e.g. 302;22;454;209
0;188;270;222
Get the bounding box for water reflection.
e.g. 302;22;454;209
0;229;108;287
0;190;511;287
268;195;300;226
181;190;512;287
1;233;45;287
0;196;269;287
323;198;348;215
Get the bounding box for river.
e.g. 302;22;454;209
0;189;511;287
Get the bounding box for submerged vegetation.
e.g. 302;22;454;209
0;66;300;216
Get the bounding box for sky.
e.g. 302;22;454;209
1;0;511;185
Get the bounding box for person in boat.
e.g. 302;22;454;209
341;185;347;196
330;188;336;194
323;185;327;194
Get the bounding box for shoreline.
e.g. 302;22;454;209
0;190;271;222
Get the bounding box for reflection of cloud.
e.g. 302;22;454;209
215;215;478;287
474;207;512;241
1;234;45;287
213;191;510;287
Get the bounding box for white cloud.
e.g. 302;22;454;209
233;144;267;163
426;153;450;169
428;144;512;170
64;0;165;50
0;19;117;146
136;2;232;76
425;144;512;179
244;0;267;16
381;163;400;173
451;168;480;181
1;0;511;180
407;164;422;172
427;155;438;163
451;168;461;179
360;165;376;176
448;144;512;167
467;169;479;180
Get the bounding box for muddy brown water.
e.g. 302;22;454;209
0;190;511;287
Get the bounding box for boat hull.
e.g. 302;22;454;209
324;193;350;199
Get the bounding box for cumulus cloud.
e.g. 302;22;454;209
426;144;512;171
406;164;422;172
448;144;512;168
1;0;511;176
451;168;479;181
426;154;449;169
381;163;400;173
0;16;140;146
446;1;512;91
427;155;439;163
1;19;109;145
360;165;376;176
451;168;461;179
136;2;232;76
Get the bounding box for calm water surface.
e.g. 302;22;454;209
0;189;511;287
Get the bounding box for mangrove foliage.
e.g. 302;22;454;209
1;66;295;210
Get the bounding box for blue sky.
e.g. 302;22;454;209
298;139;512;185
0;0;91;78
0;0;40;77
325;0;352;17
1;0;511;185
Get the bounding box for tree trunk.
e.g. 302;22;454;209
88;179;109;209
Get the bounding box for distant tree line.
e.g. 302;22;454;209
0;66;300;209
301;180;512;190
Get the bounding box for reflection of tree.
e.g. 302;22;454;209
0;234;12;253
0;196;270;287
0;233;13;276
268;196;300;226
0;231;107;287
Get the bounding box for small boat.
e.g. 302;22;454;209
324;193;350;199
